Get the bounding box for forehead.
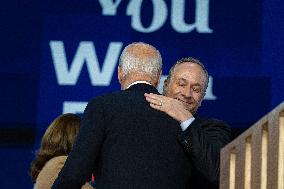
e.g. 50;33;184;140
173;62;206;81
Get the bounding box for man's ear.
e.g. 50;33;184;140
162;77;169;95
118;66;123;84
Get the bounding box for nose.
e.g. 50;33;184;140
182;87;192;98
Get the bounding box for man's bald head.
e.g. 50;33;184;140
118;42;162;89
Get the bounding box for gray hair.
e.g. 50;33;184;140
119;42;162;78
164;57;209;94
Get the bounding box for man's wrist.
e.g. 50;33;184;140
179;111;193;123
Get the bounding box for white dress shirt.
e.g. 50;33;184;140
126;81;152;89
180;117;195;131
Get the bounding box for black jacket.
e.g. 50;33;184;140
52;84;192;189
178;117;231;189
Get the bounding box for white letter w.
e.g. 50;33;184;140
50;41;123;86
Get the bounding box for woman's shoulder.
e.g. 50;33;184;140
34;156;67;189
39;155;67;177
46;156;68;165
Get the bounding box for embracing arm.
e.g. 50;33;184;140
52;99;105;189
144;93;193;123
144;93;231;185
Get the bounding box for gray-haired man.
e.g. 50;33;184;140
52;42;192;189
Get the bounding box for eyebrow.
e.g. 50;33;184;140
191;83;202;87
177;78;187;83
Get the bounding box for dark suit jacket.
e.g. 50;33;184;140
52;84;192;189
178;117;231;189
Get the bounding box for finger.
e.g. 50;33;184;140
150;103;163;111
149;93;161;99
145;96;163;106
144;93;158;102
144;93;161;99
144;93;155;97
145;96;156;104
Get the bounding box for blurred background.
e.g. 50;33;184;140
0;0;283;188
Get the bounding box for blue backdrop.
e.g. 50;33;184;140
0;0;283;188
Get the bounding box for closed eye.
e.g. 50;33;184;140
192;85;202;93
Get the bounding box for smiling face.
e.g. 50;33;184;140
166;62;206;114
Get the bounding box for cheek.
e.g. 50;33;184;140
193;94;203;103
168;85;179;96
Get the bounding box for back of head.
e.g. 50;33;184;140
118;42;162;89
29;113;81;182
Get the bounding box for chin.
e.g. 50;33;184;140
188;106;198;113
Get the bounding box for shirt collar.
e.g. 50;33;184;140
126;81;152;89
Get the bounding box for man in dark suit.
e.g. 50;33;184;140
145;57;231;189
52;42;192;189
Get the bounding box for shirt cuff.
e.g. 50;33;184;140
180;117;195;131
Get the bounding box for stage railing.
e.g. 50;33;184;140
220;102;284;189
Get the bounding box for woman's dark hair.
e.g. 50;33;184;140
29;113;81;182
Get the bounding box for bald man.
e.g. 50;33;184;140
52;42;192;189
